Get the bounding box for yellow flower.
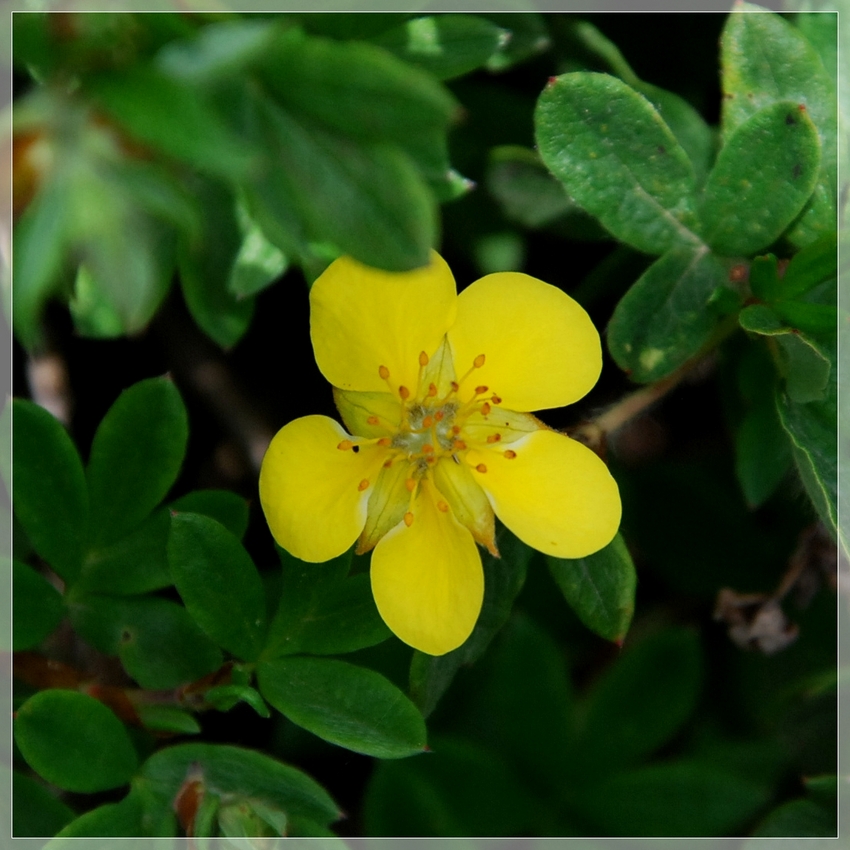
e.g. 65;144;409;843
259;252;621;656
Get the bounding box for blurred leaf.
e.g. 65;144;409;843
13;770;75;838
177;178;255;348
535;72;699;255
409;528;532;717
370;15;510;81
481;12;550;71
84;65;253;179
13;399;88;581
52;791;147;839
258;656;427;759
780;232;837;301
776;385;837;534
574;628;702;775
547;532;636;642
169;489;249;540
13;560;64;650
86;377;188;546
76;507;171;596
573;760;770;836
739;305;831;404
168;512;267;661
12;174;71;348
364;736;539;836
607;246;728;382
68;594;223;689
139;742;341;826
242;86;436;273
751;797;836;837
15;690;138;793
228;203;288;300
698;101;820;257
205;684;271;718
792;12;837;85
134;704;201;735
265;547;389;658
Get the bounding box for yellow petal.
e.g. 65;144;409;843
371;480;484;656
310;252;457;395
259;415;385;563
448;272;602;411
432;458;497;555
466;429;621;559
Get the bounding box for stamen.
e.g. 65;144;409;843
399;386;410;400
487;433;502;443
453;440;467;451
422;415;433;428
481;402;491;416
451;425;461;435
405;478;416;492
434;410;444;421
422;444;434;455
428;383;438;397
378;365;390;380
426;456;437;464
419;351;429;367
358;479;370;491
475;385;489;395
377;437;392;447
473;354;486;368
404;512;414;527
383;459;394;468
451;381;460;393
475;463;487;473
437;500;449;513
367;416;380;426
491;395;502;405
504;450;516;459
337;440;354;451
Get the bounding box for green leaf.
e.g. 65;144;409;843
573;760;770;836
739;305;831;403
15;690;138;793
52;792;147;839
547;532;636;642
780;232;837;301
13;560;64;650
752;797;836;837
69;595;223;689
243;87;436;273
86;377;188;547
84;65;253;180
698;101;820;257
177;178;255;348
134;704;201;735
169;488;250;540
13;770;75;838
13;399;88;581
205;684;271;718
776;386;837;534
168;512;267;661
139;742;341;826
793;12;837;85
535;72;700;255
76;507;172;596
228;203;288;300
480;12;550;71
264;547;389;658
574;628;702;775
364;736;539;836
258;656;427;759
409;527;532;717
370;15;510;81
607;246;728;382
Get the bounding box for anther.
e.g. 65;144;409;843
434;410;444;421
337;440;354;451
379;365;390;380
422;415;433;428
475;463;488;473
451;425;461;435
428;383;438;397
405;478;416;492
422;444;434;454
481;402;491;416
487;433;502;443
475;385;489;395
451;381;460;393
453;440;467;451
404;512;414;527
437;501;449;513
358;479;370;491
377;437;392;447
473;354;486;368
399;386;410;400
491;395;502;405
367;416;380;426
419;351;429;367
383;459;394;468
504;450;516;459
